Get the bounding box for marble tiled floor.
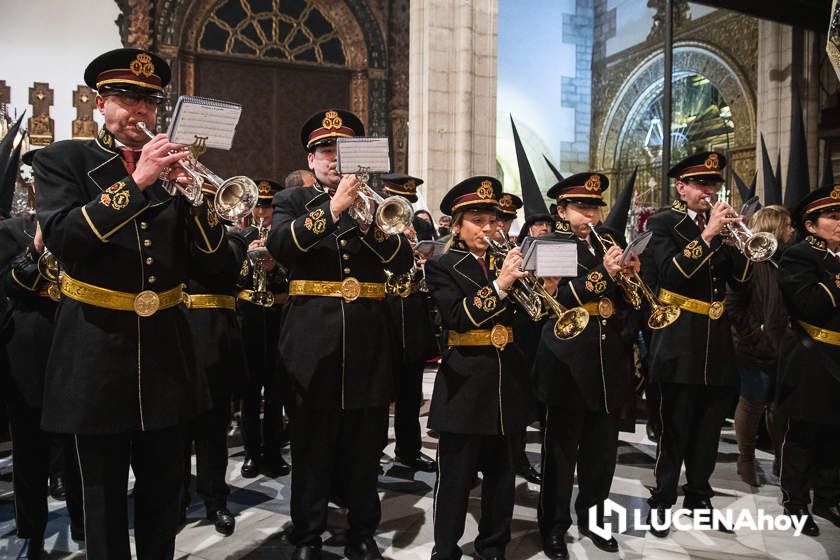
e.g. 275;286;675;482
2;369;840;559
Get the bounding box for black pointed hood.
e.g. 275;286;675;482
604;166;636;234
783;90;811;209
543;154;564;183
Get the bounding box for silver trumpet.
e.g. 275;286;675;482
347;168;414;235
701;195;777;262
136;122;259;222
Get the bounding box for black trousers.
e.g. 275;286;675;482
781;418;840;509
432;431;517;560
538;402;618;540
75;425;184;560
393;359;425;458
241;366;284;459
648;382;735;507
184;402;231;513
8;402;83;539
289;394;388;547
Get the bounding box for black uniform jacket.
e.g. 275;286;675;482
776;236;840;424
385;269;438;367
186;231;248;405
33;128;232;434
642;200;751;386
424;242;534;435
0;215;57;408
266;184;413;410
532;225;635;413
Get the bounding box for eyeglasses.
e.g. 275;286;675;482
102;91;164;108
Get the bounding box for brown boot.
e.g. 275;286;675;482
735;397;765;486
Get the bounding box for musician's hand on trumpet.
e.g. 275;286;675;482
34;221;45;255
700;197;742;246
497;247;528;292
602;244;624;279
621;252;641;276
541;276;561;297
248;238;276;270
131;132;190;190
329;174;361;219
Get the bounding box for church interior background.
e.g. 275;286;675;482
3;0;840;558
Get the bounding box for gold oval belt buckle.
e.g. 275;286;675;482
134;290;160;317
47;283;61;302
490;324;510;350
708;301;724;320
597;297;614;319
340;277;361;302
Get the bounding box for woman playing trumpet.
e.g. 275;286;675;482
424;176;535;560
532;173;640;558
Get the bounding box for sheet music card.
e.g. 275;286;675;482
166;96;242;150
336;137;391;174
620;230;653;266
521;238;578;277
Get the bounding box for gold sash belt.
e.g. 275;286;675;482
581;297;614;318
448;325;514;350
60;273;183;317
236;290;288;306
184;293;236;310
798;321;840;347
658;288;725;320
288;278;386;302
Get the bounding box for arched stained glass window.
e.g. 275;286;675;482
199;0;346;66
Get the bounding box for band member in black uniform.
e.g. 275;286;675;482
643;152;750;536
237;179;291;478
425;176;534;560
0;213;84;558
776;186;840;537
381;173;438;472
496;192;522;242
533;174;638;558
182;205;249;535
266;109;413;560
33;48;232;559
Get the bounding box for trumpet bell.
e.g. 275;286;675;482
648;304;681;330
215;176;259;222
742;232;778;263
375;195;414;235
553;307;590;340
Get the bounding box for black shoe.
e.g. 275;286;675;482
578;525;618;553
263;454;291;477
395;452;436;472
647;506;670;538
813;503;840;528
209;508;235;536
241;455;260;478
516;463;542;485
345;537;383;560
646;423;660;442
291;545;322;560
682;497;733;532
49;475;66;501
542;532;568;560
785;507;820;536
474;547;505;560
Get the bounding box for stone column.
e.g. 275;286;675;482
408;0;498;216
755;20;821;200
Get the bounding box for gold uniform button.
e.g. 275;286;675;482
140;222;149;230
148;275;156;284
145;257;154;265
601;319;607;326
342;254;349;261
340;239;347;246
343;267;351;274
143;239;152;247
601;334;607;340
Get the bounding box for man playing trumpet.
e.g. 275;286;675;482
266;109;414;560
642;152;751;536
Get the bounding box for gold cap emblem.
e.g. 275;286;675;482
404;180;416;192
499;194;513;209
584;175;601;192
322;110;343;130
258;181;273;195
476;180;494;199
129;53;155;78
704;153;720;170
831;186;840;200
